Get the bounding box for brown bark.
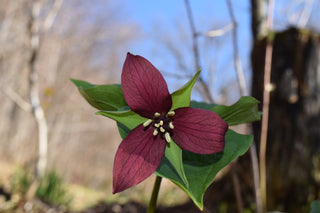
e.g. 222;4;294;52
250;0;267;40
251;27;320;212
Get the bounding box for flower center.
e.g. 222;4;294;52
143;111;175;143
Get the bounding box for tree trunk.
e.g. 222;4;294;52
251;27;320;212
250;0;267;40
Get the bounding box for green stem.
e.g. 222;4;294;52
147;176;162;213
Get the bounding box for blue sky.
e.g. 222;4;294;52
120;0;320;103
123;0;252;103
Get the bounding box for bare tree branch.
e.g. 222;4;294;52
28;0;63;179
184;0;200;70
297;0;315;28
226;0;247;96
225;1;251;212
204;23;234;38
1;87;32;112
184;0;214;103
29;0;48;179
43;0;64;31
286;0;315;28
250;140;262;213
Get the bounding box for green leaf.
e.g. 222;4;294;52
211;96;261;125
70;79;95;89
310;200;320;213
97;110;146;130
170;71;200;110
117;122;130;139
155;129;253;210
71;79;127;111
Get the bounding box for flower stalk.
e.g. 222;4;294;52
147;176;162;213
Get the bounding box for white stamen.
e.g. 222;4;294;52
154;123;160;128
169;122;174;129
153;129;159;136
160;127;165;133
165;132;171;143
143;119;153;127
167;111;175;116
159;120;163;126
154;112;161;117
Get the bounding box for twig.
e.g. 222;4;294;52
28;0;64;180
43;0;64;31
184;0;214;103
184;0;200;70
226;0;247;97
1;87;32;112
225;1;249;213
297;0;315;28
204;23;234;38
231;164;243;213
259;0;275;211
250;140;262;213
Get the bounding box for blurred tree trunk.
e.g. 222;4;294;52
250;0;266;40
28;0;49;179
251;27;320;211
0;0;138;191
0;0;38;164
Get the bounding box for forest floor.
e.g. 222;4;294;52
0;161;210;213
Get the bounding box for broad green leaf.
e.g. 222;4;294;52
211;96;261;125
116;121;189;187
83;85;127;110
155;129;253;210
170;71;200;110
71;79;127;111
310;200;320;213
190;100;217;110
97;110;146;130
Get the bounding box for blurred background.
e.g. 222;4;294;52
0;0;320;212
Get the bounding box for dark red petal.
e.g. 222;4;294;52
121;53;172;118
113;125;166;194
172;107;228;154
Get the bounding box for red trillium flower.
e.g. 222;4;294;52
113;53;228;193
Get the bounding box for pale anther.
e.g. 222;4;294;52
169;122;174;129
165;132;171;143
154;112;161;117
167;111;175;116
159;120;164;126
154;123;160;128
143;119;153;127
160;127;165;133
153;129;159;136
